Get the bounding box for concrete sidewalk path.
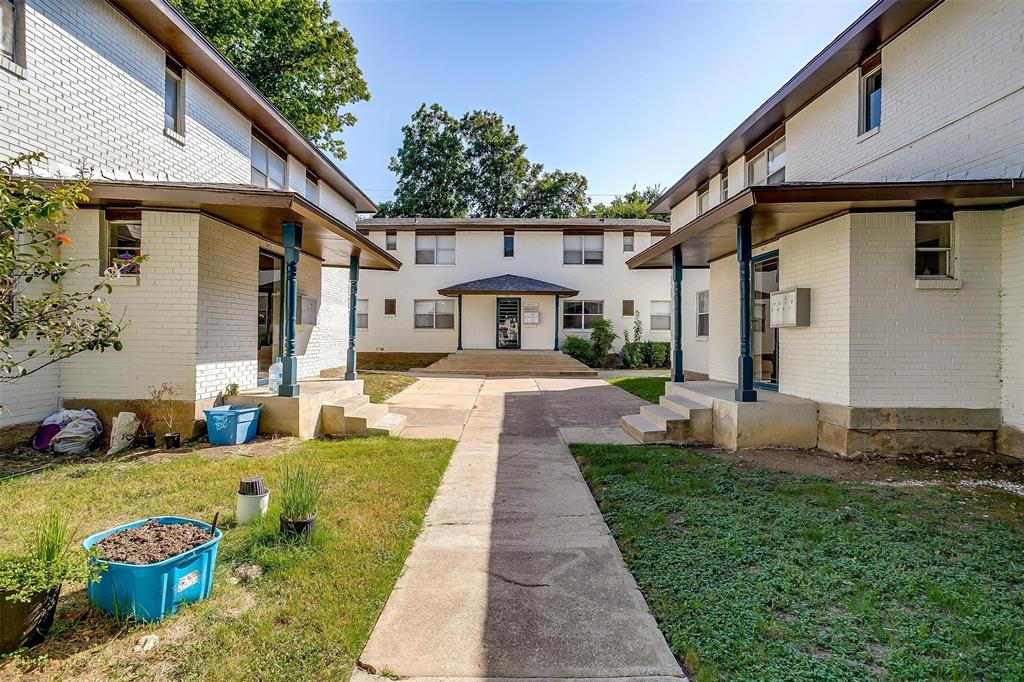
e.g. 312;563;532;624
356;377;683;681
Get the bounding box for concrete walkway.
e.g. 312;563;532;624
356;377;683;681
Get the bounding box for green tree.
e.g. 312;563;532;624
174;0;370;159
380;104;589;218
1;154;144;399
589;184;668;222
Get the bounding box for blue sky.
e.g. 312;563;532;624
332;0;872;206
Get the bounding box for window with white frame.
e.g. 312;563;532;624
650;300;671;330
105;220;143;276
747;137;786;186
164;58;184;134
860;63;882;134
915;220;953;278
623;230;634;252
563;234;603;265
356;299;368;329
720;174;729;203
304;173;318;203
250;135;285;189
415;234;455;264
697;190;710;216
1;0;24;68
385;230;397;251
696;290;709;337
503;230;515;258
414;299;455;328
563;300;603;330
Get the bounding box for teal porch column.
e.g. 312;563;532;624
671;245;684;383
735;216;756;402
345;252;359;381
553;296;560;351
457;295;463;350
279;222;302;397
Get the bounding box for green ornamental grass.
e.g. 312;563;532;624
278;460;323;521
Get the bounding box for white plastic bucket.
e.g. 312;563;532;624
236;492;269;525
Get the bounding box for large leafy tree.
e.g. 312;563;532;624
589;184;668;222
174;0;370;159
377;104;589;218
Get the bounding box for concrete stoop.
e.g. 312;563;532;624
225;377;406;439
621;383;714;445
419;350;598;377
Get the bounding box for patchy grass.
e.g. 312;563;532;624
355;353;448;372
0;436;454;681
571;444;1024;681
360;373;417;403
607;376;668;403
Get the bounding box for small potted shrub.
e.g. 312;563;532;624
146;383;181;449
278;461;322;539
129;398;158;449
0;509;100;654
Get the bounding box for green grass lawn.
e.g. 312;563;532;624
0;436;454;681
360;372;417;403
571;444;1024;682
607;376;669;403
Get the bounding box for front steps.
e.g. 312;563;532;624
419;350;597;377
620;382;714;444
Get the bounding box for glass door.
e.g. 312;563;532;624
751;252;779;389
496;297;521;349
257;250;284;384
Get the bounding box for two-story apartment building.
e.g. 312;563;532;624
626;0;1024;458
355;217;710;371
0;0;399;437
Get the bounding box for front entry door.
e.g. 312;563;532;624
496;297;521;349
751;252;779;389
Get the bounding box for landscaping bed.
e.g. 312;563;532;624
94;520;213;565
571;444;1024;681
0;436;454;680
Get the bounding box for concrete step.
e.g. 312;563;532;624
344;403;390;435
640;404;686;430
660;395;713;442
420;351;597;377
333;394;370;411
665;382;717;408
366;412;408;436
620;414;666;444
659;394;707;418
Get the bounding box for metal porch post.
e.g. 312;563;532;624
671;245;684;383
735;217;757;402
345;252;359;381
280;222;302;397
553;296;560;351
457;295;463;351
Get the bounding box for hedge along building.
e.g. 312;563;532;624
0;0;403;439
354;217;710;372
624;0;1024;457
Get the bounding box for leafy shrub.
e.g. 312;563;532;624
588;318;617;367
279;461;323;521
562;336;594;366
648;341;670;368
0;508;101;602
621;342;646;369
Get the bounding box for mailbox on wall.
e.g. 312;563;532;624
297;295;319;325
523;302;540;325
769;288;810;328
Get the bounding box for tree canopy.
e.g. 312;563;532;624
589;184;668;222
376;104;589;219
174;0;369;159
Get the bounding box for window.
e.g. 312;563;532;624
720;174;729;203
650;300;671;330
385;230;397;251
860;59;882;134
106;220;142;276
622;299;634;317
414;299;455;329
915;220;953;278
503;230;515;258
623;231;634;252
415;234;455;264
164;58;184;134
304;173;318;203
563;300;603;330
384;298;397;316
563;234;603;265
697;190;710;216
1;0;24;69
747;137;786;186
356;299;368;329
250;135;285;189
696;290;710;337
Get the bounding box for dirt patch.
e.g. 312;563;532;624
96;521;212;565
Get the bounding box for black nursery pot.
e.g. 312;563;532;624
280;513;317;539
164;432;181;449
0;586;61;655
139;432;157;449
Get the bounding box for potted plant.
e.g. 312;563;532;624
0;509;101;654
129;398;157;449
146;383;181;449
278;461;322;539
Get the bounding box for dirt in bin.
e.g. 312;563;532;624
95;520;212;565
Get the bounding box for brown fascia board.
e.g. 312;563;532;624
649;0;941;214
108;0;377;214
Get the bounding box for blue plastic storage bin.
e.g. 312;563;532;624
204;404;261;445
82;517;222;623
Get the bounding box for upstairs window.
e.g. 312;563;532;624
384;298;396;316
1;0;24;69
720;174;729;203
251;135;285;189
915;220;953;278
164;57;184;135
415;234;455;264
622;299;634;317
696;290;710;337
650;300;671;330
106;219;143;276
697;189;710;216
304;172;318;203
747;137;786;186
563;234;603;265
355;299;368;329
503;230;515;258
860;66;882;134
414;299;455;329
385;230;397;251
563;300;603;330
623;230;634;252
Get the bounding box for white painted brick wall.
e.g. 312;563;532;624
1001;206;1024;428
708;256;739;383
0;360;59;428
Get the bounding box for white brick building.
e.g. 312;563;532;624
0;0;398;436
627;0;1024;457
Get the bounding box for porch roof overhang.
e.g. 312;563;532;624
628;180;1024;269
438;274;579;297
73;180;401;270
